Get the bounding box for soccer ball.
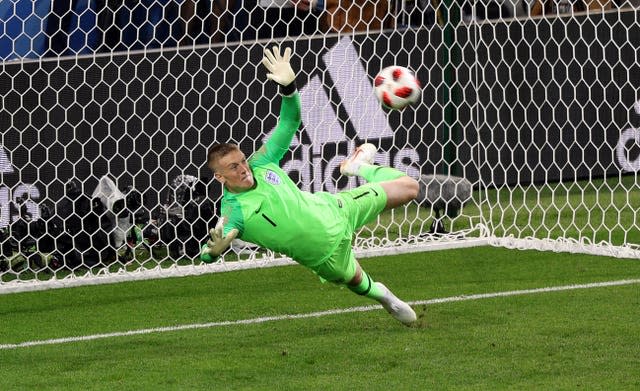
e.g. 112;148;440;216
374;66;421;110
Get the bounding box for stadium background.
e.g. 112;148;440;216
1;11;638;227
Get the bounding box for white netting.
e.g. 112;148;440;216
1;2;639;292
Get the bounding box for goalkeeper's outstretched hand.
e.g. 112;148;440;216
201;218;239;263
262;45;295;87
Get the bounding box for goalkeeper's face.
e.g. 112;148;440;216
210;149;255;192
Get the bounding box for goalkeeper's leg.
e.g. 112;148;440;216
347;262;417;327
311;238;416;327
340;143;419;209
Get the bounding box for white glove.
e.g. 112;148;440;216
201;218;239;263
262;45;296;87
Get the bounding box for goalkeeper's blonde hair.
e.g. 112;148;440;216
207;143;240;172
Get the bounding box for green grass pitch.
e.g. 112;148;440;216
0;246;639;390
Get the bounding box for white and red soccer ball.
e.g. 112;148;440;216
374;66;421;110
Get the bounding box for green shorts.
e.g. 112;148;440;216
309;182;387;284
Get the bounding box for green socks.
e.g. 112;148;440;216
358;164;405;183
347;270;384;301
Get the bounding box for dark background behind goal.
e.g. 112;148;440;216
1;11;638;225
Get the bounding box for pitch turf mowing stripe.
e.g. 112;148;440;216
1;278;638;350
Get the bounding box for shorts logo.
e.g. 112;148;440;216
264;170;281;185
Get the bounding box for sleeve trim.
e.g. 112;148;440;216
280;81;297;96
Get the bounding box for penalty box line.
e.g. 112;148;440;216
1;278;639;350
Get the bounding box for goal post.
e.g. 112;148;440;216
471;10;640;259
1;3;639;293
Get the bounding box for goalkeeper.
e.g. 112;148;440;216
203;45;419;326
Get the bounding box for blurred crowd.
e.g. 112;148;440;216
1;0;639;60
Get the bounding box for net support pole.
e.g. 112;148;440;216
438;0;462;177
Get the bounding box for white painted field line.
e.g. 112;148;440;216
1;278;638;350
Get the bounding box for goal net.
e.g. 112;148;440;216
1;1;638;293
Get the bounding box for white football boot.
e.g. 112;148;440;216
375;282;417;326
339;143;377;177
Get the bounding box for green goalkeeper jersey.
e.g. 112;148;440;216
219;92;346;267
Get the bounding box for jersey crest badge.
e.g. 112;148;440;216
264;170;281;185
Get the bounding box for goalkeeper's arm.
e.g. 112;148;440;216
200;218;239;263
253;45;302;164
